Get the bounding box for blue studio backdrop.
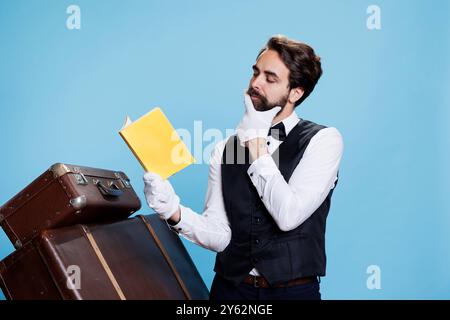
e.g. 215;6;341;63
1;0;449;299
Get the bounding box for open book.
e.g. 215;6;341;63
119;107;195;179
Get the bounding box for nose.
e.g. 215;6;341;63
250;74;263;92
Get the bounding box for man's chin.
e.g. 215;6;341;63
250;95;281;111
254;104;265;111
255;104;278;112
252;99;269;111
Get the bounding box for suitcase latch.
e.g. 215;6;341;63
74;174;88;185
114;172;131;188
73;167;88;185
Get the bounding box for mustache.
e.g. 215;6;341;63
247;88;264;99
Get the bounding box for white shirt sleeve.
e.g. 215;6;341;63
167;139;232;253
246;127;344;232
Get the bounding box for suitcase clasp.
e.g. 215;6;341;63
114;172;131;189
74;174;88;185
73;167;88;185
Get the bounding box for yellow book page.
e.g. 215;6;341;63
119;107;195;179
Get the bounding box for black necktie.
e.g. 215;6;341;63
268;122;286;141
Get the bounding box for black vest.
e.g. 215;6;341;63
214;119;338;286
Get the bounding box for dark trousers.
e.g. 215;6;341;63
209;274;321;300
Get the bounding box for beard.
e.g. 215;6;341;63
246;87;288;111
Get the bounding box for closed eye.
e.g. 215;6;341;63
252;65;279;83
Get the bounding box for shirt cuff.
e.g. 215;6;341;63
165;204;194;234
247;154;280;196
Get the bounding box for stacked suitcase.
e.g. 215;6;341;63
0;163;209;300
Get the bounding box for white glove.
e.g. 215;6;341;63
235;93;281;146
143;172;180;220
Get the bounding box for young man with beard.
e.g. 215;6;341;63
143;35;344;300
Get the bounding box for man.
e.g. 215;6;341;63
143;35;343;300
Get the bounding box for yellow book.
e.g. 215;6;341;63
119;107;195;179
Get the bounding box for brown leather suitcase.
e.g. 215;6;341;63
0;214;209;300
0;163;141;249
0;242;61;300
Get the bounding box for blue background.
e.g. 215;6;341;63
1;0;449;299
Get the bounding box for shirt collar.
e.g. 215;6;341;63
271;110;300;136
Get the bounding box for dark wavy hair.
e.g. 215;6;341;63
257;35;323;107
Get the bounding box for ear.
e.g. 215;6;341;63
289;87;304;105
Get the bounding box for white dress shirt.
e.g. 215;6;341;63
168;110;344;276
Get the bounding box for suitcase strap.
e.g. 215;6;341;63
81;225;127;300
139;215;192;300
0;267;13;300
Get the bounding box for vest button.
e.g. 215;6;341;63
254;239;260;245
254;217;261;224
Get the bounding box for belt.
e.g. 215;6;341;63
243;274;316;288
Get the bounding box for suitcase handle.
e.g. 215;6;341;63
94;179;123;197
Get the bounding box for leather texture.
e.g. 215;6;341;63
0;214;209;300
0;163;141;248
